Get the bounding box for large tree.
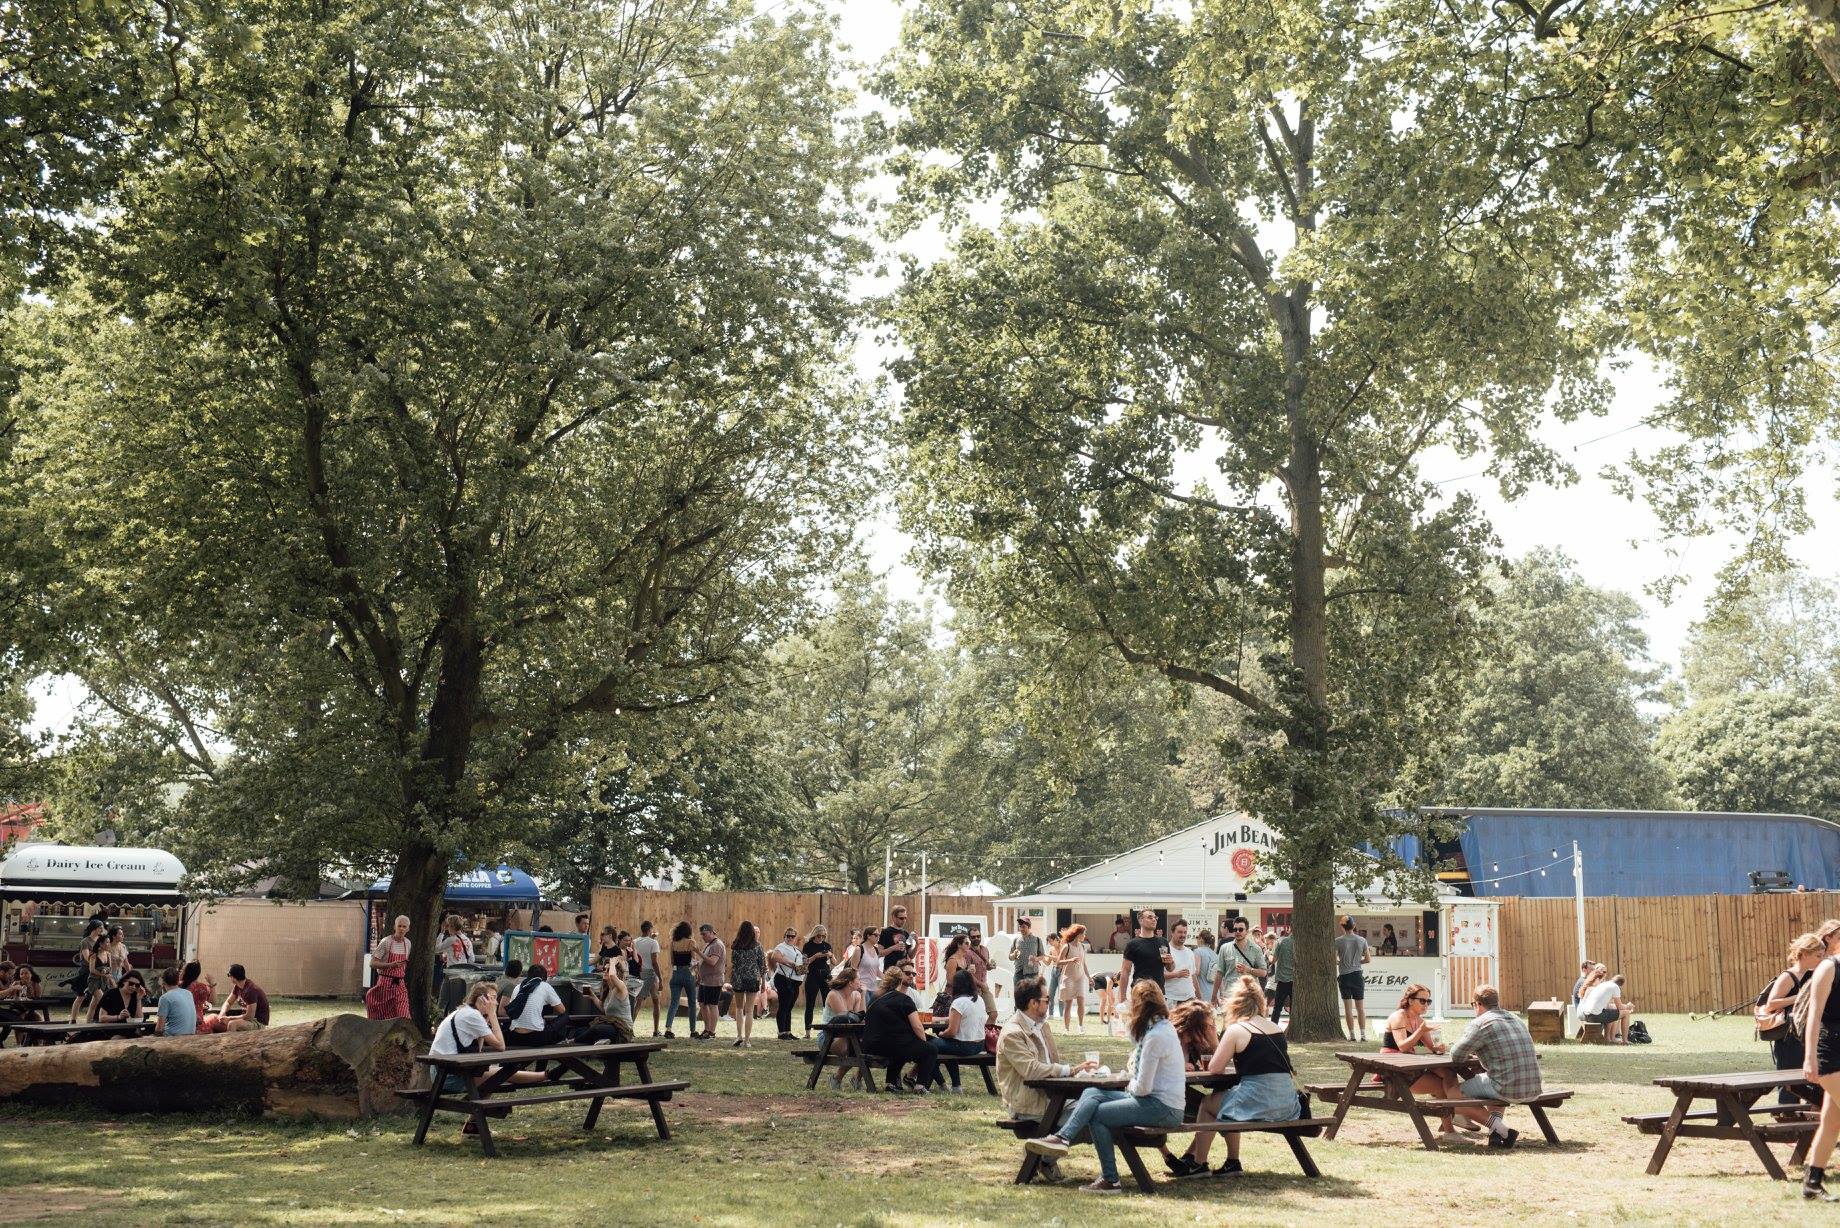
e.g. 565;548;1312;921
1432;551;1674;810
1658;691;1840;817
754;568;951;894
4;0;865;1026
1680;570;1840;703
883;0;1622;1037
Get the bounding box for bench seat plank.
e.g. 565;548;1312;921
457;1080;689;1110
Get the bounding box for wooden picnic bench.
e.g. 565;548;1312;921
1627;1070;1819;1181
0;1018;157;1047
409;1040;687;1158
795;1018;985;1092
1006;1070;1293;1188
1310;1051;1571;1149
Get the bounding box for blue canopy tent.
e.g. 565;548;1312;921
362;864;545;956
1410;809;1840;898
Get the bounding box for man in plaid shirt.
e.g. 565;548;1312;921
1449;984;1541;1149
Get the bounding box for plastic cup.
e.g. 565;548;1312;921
1083;1051;1101;1066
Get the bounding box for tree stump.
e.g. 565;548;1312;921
0;1014;423;1118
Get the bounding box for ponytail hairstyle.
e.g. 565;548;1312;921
1127;978;1170;1042
1224;975;1267;1022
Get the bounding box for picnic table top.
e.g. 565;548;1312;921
1;997;64;1010
1336;1050;1473;1073
1653;1069;1815;1093
5;1019;155;1038
417;1039;666;1069
1027;1070;1240;1095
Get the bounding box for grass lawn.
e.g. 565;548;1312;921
0;1000;1824;1225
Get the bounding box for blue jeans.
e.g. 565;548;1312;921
1057;1088;1183;1182
665;967;697;1032
930;1035;984;1086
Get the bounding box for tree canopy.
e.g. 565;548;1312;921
1432;551;1674;810
3;0;867;1024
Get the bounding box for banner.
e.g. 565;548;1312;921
503;930;590;977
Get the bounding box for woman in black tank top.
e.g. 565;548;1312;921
1171;976;1305;1176
1379;983;1477;1134
1799;938;1840;1200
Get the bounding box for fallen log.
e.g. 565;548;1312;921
0;1013;423;1118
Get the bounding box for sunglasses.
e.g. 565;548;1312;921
1411;996;1431;1004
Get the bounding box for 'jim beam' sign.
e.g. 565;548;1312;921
1205;819;1280;888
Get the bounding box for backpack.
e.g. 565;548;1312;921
1790;960;1835;1040
1627;1019;1652;1044
1756;969;1807;1042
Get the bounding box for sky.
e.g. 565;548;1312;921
23;1;1838;736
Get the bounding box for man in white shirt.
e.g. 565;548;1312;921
633;920;663;1037
768;927;806;1040
504;967;566;1046
1164;918;1197;1004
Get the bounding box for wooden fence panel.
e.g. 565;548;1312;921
1500;891;1840;1012
590;887;997;952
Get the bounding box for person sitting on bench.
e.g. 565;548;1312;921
1448;984;1541;1149
1381;982;1484;1135
429;982;550;1135
929;969;989;1093
1025;980;1186;1194
504;965;569;1047
997;976;1098;1180
1174;976;1299;1177
819;965;866;1089
863;964;938;1094
1579;973;1632;1044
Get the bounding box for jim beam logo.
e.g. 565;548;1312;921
1207;822;1277;880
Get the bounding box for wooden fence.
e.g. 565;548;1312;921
589;886;997;947
1498;891;1840;1013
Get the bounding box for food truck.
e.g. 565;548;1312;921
0;843;189;996
994;812;1501;1016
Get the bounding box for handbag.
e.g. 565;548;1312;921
984;1022;1000;1054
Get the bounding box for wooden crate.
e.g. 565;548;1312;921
1524;999;1566;1044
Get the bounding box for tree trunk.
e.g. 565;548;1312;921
384;839;450;1031
1286;850;1340;1042
1280;291;1341;1042
0;1015;422;1117
1806;0;1840;88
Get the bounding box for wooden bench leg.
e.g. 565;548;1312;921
1791;1130;1813;1168
980;1063;998;1096
1323;1067;1362;1139
1528;1102;1561;1146
1396;1080;1440;1152
647;1094;672;1140
583;1094;607;1131
1723;1094;1788;1181
1117;1139;1157;1193
1285;1129;1321;1178
473;1111;499;1158
807;1027;829;1090
411;1089;441;1146
1646;1094;1692;1176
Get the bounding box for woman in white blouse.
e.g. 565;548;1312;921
1024;980;1186;1193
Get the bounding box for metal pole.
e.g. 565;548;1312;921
1199;840;1208;934
920;850;929;946
884;841;892;928
1572;840;1587;971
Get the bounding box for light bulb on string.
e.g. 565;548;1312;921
1539;869;1547;877
1491;864;1499;872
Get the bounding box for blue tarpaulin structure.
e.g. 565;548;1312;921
365;864;542;903
1430;809;1840;898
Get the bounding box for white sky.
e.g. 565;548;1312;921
25;1;1838;737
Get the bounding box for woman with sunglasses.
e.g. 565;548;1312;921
1382;983;1482;1134
91;970;150;1023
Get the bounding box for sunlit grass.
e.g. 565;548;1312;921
0;1003;1818;1225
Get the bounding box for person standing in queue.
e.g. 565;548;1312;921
878;905;914;967
663;921;698;1039
695;923;726;1041
1116;909;1172;1017
1163;919;1197;1006
768;925;806;1040
1268;928;1295;1024
1012;916;1044;987
1216;919;1267;1005
801;924;833;1038
1335;917;1372;1042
